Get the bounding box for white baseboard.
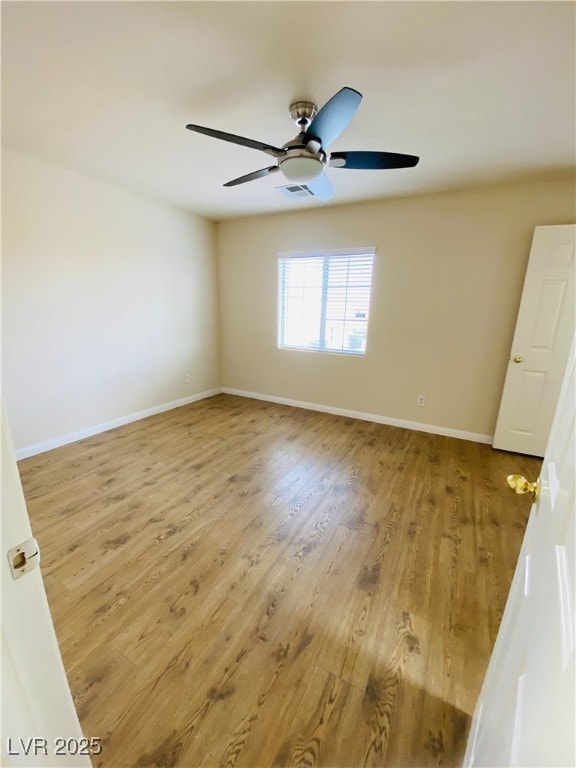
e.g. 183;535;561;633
221;387;493;445
16;386;493;460
15;389;222;460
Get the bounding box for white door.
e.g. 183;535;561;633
493;224;575;456
1;405;92;767
465;334;575;767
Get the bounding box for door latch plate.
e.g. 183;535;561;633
8;538;40;579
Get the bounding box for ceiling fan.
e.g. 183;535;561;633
186;87;419;200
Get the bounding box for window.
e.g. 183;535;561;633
278;248;375;355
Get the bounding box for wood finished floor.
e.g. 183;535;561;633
19;394;541;768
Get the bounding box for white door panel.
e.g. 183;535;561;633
1;406;91;767
466;335;576;766
493;224;575;456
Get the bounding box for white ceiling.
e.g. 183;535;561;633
2;1;574;221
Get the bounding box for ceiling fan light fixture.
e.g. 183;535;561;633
279;156;324;182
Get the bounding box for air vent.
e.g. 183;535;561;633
275;183;316;200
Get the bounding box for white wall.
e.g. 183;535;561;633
217;176;575;438
2;150;220;452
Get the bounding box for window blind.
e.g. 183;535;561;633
278;248;375;355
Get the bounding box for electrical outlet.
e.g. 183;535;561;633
185;373;191;384
416;394;426;407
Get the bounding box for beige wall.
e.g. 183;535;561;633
217;177;575;437
2;150;220;451
3;155;573;452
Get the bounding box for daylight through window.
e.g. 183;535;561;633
278;248;375;355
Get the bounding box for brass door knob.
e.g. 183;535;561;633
513;355;523;363
507;474;540;499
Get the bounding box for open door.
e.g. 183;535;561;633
493;224;575;457
1;404;92;767
465;335;575;766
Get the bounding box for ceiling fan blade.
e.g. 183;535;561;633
304;87;362;149
329;151;420;169
223;165;280;187
306;172;333;201
186;124;284;158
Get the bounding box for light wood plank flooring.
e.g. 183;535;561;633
19;394;541;767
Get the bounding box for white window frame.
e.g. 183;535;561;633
277;246;375;356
